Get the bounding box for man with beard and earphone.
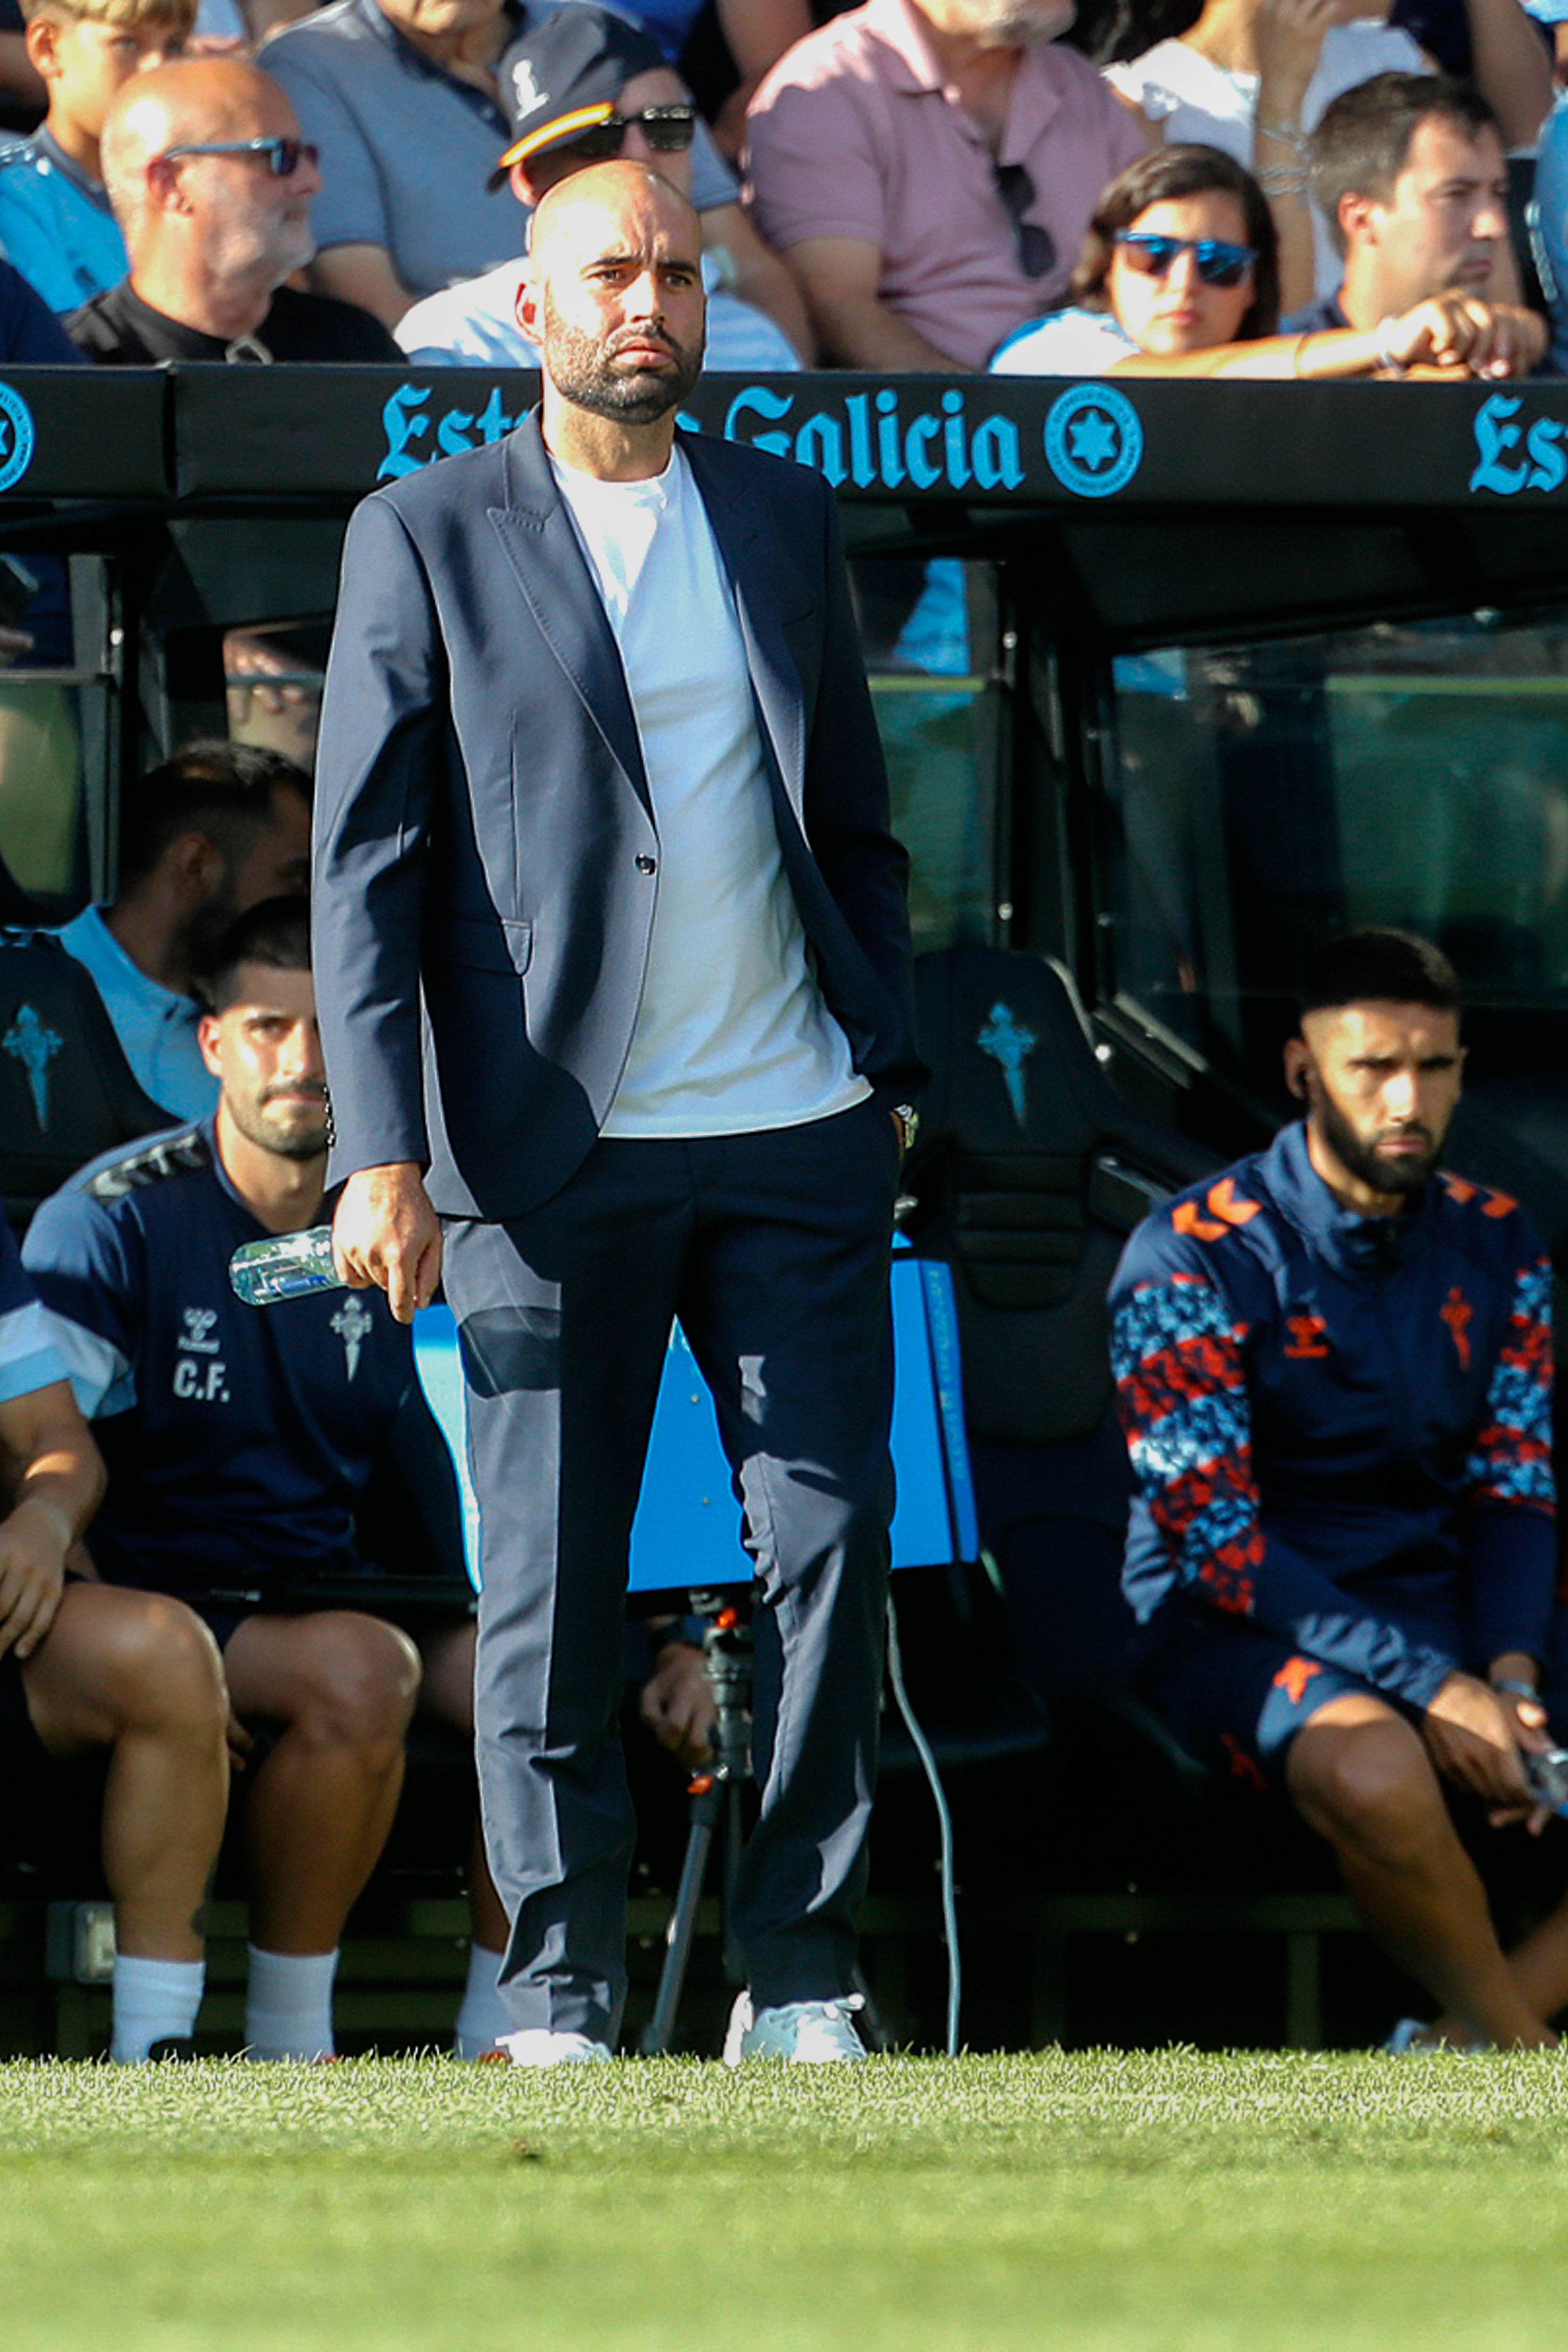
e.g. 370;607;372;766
1110;926;1568;2050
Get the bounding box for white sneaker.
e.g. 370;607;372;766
723;1991;867;2064
1382;2019;1485;2054
497;2029;612;2067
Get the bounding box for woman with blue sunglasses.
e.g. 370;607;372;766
994;142;1544;378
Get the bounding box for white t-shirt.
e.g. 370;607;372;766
991;307;1138;374
1105;22;1428;298
550;446;867;1138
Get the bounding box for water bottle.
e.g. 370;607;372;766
229;1224;345;1305
1525;1744;1568;1819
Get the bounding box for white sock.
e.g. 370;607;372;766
453;1943;510;2060
110;1954;205;2063
244;1945;338;2061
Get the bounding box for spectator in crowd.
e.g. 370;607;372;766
1293;71;1545;363
0;1222;228;2061
0;0;191;315
397;6;807;370
1529;81;1568;373
993;136;1545;372
27;898;513;2061
1105;0;1549;309
66;54;403;360
261;0;761;328
1110;928;1568;2050
743;0;1148;370
55;741;311;1122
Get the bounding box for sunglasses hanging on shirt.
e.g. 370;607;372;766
993;161;1055;282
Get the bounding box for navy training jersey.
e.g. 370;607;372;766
1109;1120;1556;1709
23;1122;415;1593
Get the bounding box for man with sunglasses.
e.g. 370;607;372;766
396;6;806;372
64;56;402;362
744;0;1146;372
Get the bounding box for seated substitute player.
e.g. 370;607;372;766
25;896;512;2061
1111;927;1568;2050
0;1218;228;2061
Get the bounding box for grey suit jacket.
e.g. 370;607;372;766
312;414;921;1220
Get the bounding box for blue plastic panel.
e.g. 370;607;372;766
412;1252;977;1593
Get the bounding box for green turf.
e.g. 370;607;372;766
5;2050;1568;2351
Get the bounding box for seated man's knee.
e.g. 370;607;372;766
27;1584;227;1753
286;1614;421;1752
1289;1709;1442;1859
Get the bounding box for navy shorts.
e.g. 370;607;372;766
175;1588;474;1658
1137;1601;1475;1793
0;1647;58;1852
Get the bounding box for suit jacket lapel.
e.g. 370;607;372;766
486;417;650;812
683;434;807;825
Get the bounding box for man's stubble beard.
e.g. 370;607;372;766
541;294;704;423
1318;1088;1443;1199
225;1088;328;1164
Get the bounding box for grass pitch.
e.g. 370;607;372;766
4;2049;1567;2351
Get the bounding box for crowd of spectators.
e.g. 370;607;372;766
0;0;1554;383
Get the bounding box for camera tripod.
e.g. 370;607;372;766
639;1589;887;2056
640;1590;751;2055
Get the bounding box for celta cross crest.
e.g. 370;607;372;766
331;1294;374;1381
3;1001;62;1128
976;1000;1038;1129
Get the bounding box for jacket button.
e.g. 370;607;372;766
635;854;657;874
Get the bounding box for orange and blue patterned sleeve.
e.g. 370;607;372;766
1463;1243;1556;1668
1111;1250;1457;1707
1111;1268;1264;1616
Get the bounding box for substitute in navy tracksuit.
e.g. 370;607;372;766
1109;926;1565;2048
1111;1118;1555;1782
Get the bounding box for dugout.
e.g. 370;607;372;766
3;365;1568;2052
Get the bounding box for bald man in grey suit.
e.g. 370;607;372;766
312;161;922;2065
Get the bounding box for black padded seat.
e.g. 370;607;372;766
0;929;171;1233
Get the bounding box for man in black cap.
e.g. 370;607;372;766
394;4;810;370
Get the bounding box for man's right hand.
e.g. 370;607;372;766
1421;1670;1539;1813
1388;295;1547;380
332;1161;443;1324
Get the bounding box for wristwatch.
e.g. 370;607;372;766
893;1103;920;1154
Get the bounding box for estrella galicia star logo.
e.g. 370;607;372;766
0;383;36;496
1043;383;1143;501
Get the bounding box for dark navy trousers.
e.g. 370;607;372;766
441;1097;899;2043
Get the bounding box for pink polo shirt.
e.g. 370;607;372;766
745;0;1144;370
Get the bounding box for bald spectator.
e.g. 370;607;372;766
261;0;753;329
744;0;1146;371
65;55;402;360
397;6;807;370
